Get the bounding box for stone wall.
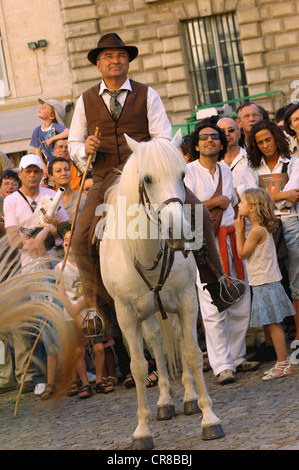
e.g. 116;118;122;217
0;0;73;154
0;0;73;111
60;0;299;126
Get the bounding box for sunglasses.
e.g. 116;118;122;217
224;128;237;133
198;133;220;141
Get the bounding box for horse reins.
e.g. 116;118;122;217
134;181;185;320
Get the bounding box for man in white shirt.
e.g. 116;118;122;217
185;121;260;385
218;117;266;351
4;155;70;269
218;117;248;202
3;154;69;395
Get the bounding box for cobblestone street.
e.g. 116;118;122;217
1;358;298;454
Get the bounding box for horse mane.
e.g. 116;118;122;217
104;138;187;261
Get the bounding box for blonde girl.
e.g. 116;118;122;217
234;188;295;380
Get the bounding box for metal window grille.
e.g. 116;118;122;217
184;13;248;111
0;36;10;99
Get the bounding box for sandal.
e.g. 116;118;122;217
67;380;81;397
107;376;118;385
262;358;293;381
146;370;158;388
40;384;55;400
95;381;114;394
124;373;135;389
78;384;93;399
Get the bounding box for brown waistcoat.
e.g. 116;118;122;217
82;79;150;178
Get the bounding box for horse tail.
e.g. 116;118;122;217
0;245;77;403
155;313;182;380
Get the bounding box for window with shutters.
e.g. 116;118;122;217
0;35;10;99
183;13;248;112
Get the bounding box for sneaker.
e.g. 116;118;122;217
217;369;235;385
34;383;47;396
87;372;96;383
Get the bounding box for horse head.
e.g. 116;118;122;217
124;132;193;252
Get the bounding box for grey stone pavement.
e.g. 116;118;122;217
0;354;298;453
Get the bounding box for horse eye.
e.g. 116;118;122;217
144;175;152;184
181;172;185;180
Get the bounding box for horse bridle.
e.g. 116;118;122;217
138;180;184;223
134;181;187;320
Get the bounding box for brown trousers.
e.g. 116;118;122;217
72;174;224;309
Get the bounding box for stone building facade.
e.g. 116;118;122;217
0;0;299;159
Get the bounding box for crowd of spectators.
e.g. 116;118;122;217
0;94;298;398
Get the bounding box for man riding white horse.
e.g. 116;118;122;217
68;32;244;333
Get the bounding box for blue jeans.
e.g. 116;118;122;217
281;216;299;300
29;326;47;385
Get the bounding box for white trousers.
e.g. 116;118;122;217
197;240;251;376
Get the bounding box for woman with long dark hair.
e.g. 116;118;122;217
244;120;299;342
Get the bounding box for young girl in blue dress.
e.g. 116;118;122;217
234;187;295;380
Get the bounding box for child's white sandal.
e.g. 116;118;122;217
262;357;293;381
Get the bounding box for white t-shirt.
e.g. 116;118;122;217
57;259;87;321
4;186;69;267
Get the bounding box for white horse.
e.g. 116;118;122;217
98;132;224;450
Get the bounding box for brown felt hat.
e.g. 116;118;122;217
87;33;139;65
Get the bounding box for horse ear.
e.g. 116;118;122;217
124;134;139;154
171;129;183;149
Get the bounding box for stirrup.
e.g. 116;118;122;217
80;308;105;338
218;274;246;305
262;357;293;381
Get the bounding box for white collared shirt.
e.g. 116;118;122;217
185;160;238;227
219;146;248;199
243;155;299;217
68;77;172;172
99;78;131;108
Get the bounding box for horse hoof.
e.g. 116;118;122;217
184;400;201;415
201;424;225;440
131;437;154;450
157;405;175;421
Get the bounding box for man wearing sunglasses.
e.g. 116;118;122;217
218;117;248;202
185;121;259;385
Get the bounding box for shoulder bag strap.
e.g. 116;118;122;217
17;190;35;213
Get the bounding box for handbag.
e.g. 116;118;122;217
209;164;224;236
